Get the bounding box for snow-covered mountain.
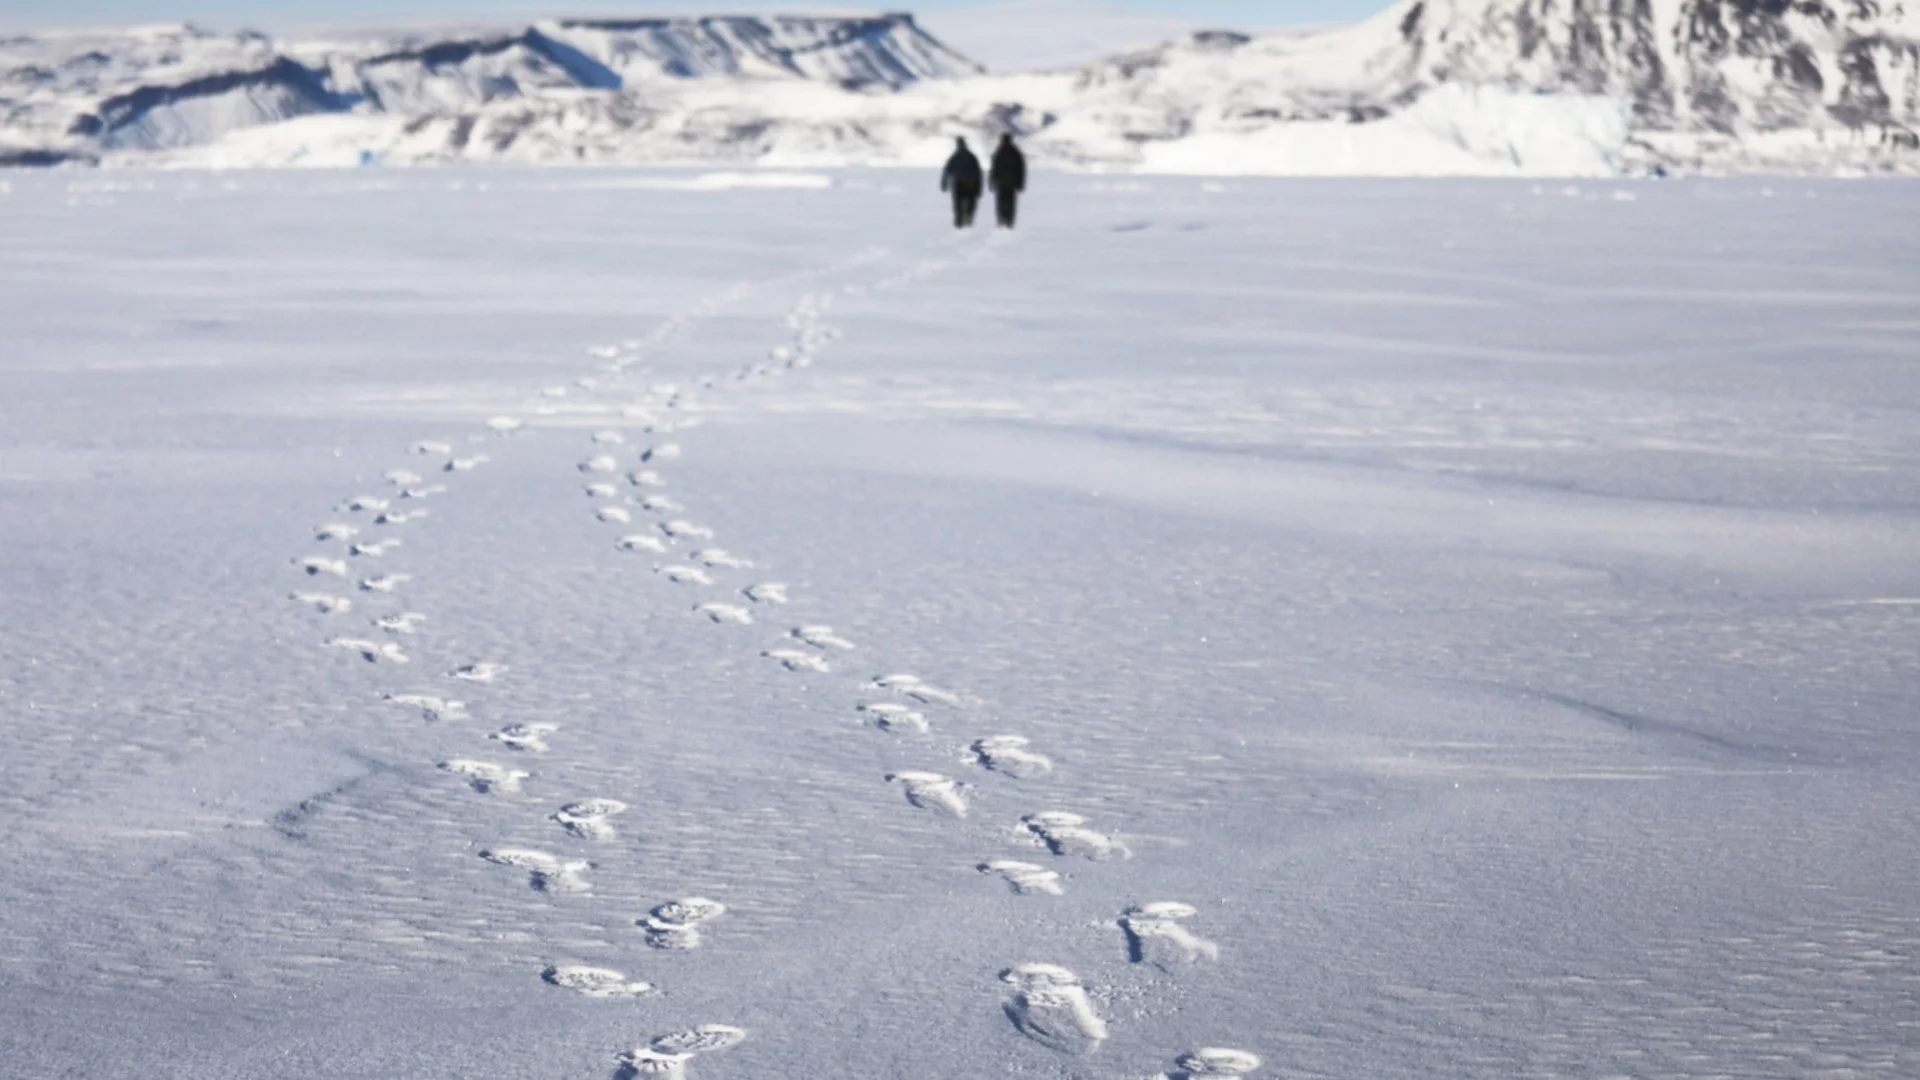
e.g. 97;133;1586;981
0;16;980;161
3;3;1917;175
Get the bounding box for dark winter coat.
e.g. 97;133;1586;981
942;147;983;194
990;141;1027;194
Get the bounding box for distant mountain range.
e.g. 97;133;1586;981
2;5;1916;175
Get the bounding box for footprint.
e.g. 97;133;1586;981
618;1025;747;1079
358;573;412;592
485;416;524;434
350;538;402;557
1168;1049;1263;1078
869;674;960;706
329;637;408;663
543;965;650;998
592;431;626;445
887;771;967;817
585;482;619;499
384;693;468;722
1121;902;1219;968
314;522;359;541
450;662;507;683
792;625;854;650
764;649;829;673
1001;963;1108;1055
297;556;349;577
693;603;753;625
440;759;529;794
628;469;666;488
1022;812;1130;861
338;495;389;513
374;612;427;635
444;455;489;472
640;443;682;462
375;508;429;524
580;456;620;474
480;847;591;893
411;440;454;455
491;723;558;753
742;582;788;605
660;520;715;540
979;860;1065;896
641;897;727;950
649;1025;747;1055
398;485;447;500
383;468;423;486
553;798;628;841
638;495;682;513
973;736;1053;779
619;534;669;554
597;506;633;524
859;702;928;734
658;565;716;586
690;548;753;569
291;591;352;614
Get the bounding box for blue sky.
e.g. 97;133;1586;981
0;1;1375;34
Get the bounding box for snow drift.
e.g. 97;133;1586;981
2;3;1917;175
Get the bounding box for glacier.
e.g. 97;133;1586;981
3;2;1919;175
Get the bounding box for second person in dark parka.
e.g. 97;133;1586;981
990;134;1027;228
941;136;984;228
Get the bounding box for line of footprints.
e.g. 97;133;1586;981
574;279;1259;1078
289;244;1255;1079
290;281;779;1080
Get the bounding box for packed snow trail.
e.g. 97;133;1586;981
0;171;1916;1079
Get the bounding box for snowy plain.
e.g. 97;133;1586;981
0;168;1917;1079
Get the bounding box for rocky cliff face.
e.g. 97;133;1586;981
1071;0;1917;136
1391;0;1919;133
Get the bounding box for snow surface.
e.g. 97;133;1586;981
1;170;1918;1078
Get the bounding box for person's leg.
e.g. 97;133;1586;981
952;193;965;228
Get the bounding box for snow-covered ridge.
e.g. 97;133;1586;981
543;15;984;86
2;3;1917;174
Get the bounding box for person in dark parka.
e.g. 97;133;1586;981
989;133;1027;228
941;136;984;228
